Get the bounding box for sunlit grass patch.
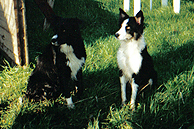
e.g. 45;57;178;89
0;62;32;128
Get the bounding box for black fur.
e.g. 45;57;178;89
133;46;157;91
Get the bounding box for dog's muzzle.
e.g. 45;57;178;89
115;33;120;38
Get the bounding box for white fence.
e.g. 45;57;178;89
124;0;181;15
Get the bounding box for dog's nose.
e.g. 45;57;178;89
115;33;120;38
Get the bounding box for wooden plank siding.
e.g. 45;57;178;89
0;0;28;66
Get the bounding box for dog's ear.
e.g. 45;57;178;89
135;10;144;25
119;8;129;20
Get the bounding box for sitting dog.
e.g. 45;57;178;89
26;18;86;109
115;8;157;110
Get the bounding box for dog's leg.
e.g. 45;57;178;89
120;74;128;105
57;61;75;109
61;81;75;109
61;83;75;109
75;69;83;99
62;83;75;109
130;78;139;110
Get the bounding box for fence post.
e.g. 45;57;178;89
173;0;180;13
124;0;130;11
134;0;141;16
162;0;168;6
150;0;152;10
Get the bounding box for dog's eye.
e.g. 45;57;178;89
126;26;130;30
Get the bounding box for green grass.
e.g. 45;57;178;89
0;0;194;128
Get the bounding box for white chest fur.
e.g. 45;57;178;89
60;44;85;80
117;37;146;79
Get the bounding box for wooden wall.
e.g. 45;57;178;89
0;0;28;66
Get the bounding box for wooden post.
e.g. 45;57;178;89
14;0;29;66
173;0;180;13
33;0;55;26
162;0;168;6
124;0;130;12
134;0;141;16
43;0;55;30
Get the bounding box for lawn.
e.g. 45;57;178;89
0;0;194;128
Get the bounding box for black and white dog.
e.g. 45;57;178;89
115;8;157;110
26;18;86;109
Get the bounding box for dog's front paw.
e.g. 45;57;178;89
121;100;127;107
129;103;135;111
67;103;75;109
66;97;75;109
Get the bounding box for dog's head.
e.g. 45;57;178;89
115;8;144;41
51;17;83;46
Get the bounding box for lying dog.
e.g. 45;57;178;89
26;18;86;109
115;8;157;110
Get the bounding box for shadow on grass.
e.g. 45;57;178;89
153;40;194;86
13;65;120;129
